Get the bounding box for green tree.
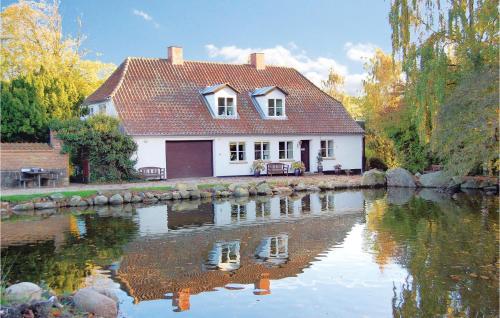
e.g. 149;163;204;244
388;0;498;173
51;115;138;182
432;67;498;176
0;0;115;141
1;77;48;142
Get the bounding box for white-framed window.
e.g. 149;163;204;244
320;140;334;158
230;142;246;161
279;141;293;159
89;106;94;115
98;103;106;114
268;98;284;117
218;97;235;117
254;142;270;160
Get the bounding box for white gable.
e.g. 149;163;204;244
253;88;287;119
202;86;238;119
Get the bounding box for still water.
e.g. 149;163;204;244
1;189;498;317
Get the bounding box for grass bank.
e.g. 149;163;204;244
0;190;97;203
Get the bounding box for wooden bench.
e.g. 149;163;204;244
267;163;289;176
139;167;166;180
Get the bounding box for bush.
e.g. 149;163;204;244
50;115;138;182
367;157;388;171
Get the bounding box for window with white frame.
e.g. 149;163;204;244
230;142;246;161
278;141;293;159
218;97;235;117
320;140;334;158
268;98;284;117
254;142;270;160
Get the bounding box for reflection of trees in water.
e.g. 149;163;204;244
1;214;139;294
366;194;498;317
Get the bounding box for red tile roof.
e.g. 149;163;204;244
84;58;364;136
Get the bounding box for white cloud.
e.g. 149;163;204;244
344;42;377;62
205;44;367;96
132;9;160;28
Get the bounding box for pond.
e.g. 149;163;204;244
1;189;498;317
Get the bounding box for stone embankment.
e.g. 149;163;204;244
1;179;362;217
361;168;498;194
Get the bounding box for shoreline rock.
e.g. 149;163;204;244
3;174;497;213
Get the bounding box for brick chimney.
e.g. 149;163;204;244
249;53;265;70
168;46;183;65
49;130;63;150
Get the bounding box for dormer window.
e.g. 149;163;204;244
201;83;239;119
218;97;235;116
268;98;284;117
251;86;288;119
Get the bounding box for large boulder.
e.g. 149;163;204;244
256;182;272;195
73;288;117;318
5;282;42;303
12;202;34;211
157;192;173;200
460;178;481;189
34;201;56;210
228;183;249;192
386;168;416;188
109;194;124;205
94;195;109;205
49;193;65;201
200;191;213;198
189;190;201;199
233;187;249;197
179;190;191;199
130;195;142;203
294;183;308;191
122;192;132;203
419;171;453;188
361;169;386;187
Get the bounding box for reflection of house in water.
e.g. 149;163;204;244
255;234;289;266
116;193;365;309
206;241;241;271
1;214;80;249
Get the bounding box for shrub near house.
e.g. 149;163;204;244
50;115;137;182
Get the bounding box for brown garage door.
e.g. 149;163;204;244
165;141;213;179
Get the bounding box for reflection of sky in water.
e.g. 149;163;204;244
116;223;408;318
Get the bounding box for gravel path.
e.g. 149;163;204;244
1;174;362;196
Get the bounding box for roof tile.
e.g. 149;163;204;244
84;58;364;136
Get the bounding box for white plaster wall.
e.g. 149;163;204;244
132;134;363;177
255;89;287;118
86;100;118;118
213;135;363;176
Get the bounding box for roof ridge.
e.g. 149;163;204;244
109;57;131;98
125;57;296;70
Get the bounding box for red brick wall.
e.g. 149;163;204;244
0;149;69;171
0;143;69;187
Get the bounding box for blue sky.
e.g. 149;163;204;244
5;0;393;95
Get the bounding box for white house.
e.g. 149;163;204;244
84;46;364;179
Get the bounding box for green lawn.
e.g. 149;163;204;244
0;190;98;203
129;185;175;192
